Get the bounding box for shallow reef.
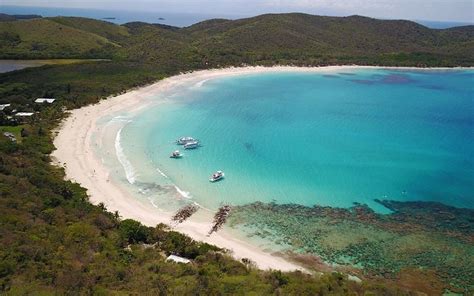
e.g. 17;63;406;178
228;200;474;293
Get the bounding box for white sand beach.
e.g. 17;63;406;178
51;65;466;271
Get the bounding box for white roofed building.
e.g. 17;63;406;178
0;104;11;111
15;112;35;117
35;98;56;104
166;255;191;264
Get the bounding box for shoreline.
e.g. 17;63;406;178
51;65;469;271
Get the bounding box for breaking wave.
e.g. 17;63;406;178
115;126;137;184
174;185;192;199
156;167;169;178
194;78;210;88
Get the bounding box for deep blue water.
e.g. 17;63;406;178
416;20;474;29
2;6;472;28
1;5;241;27
120;69;474;212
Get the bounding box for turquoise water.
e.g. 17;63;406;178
120;69;474;212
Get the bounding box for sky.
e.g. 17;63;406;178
2;0;473;22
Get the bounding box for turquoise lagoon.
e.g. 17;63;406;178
116;69;474;213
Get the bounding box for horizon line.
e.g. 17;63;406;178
2;4;474;24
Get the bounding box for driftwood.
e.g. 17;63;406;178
171;204;199;224
208;205;232;235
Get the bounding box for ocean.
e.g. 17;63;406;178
1;5;242;27
2;5;472;28
111;68;474;213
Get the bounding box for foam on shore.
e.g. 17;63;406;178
115;125;137;184
174;185;192;199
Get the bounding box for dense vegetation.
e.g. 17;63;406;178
0;13;42;22
0;13;473;65
0;13;473;294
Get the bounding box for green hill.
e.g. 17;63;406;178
0;18;120;59
0;13;473;66
121;22;187;61
178;14;474;66
0;13;42;22
49;17;130;42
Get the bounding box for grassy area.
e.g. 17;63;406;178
0;59;112;75
16;59;110;65
0;125;24;143
49;16;130;41
0;18;118;59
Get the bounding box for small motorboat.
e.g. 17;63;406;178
209;171;225;182
170;150;182;158
184;141;199;149
177;137;196;145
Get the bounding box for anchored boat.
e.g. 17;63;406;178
170;150;182;158
176;137;196;145
209;171;225;182
184;141;199;149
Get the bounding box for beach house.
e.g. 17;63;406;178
35;98;56;104
166;255;191;264
14;112;35;117
0;104;11;111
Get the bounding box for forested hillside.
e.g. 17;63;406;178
1;13;473;66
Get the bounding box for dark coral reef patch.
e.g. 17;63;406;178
229;200;474;293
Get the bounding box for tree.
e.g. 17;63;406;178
119;219;150;244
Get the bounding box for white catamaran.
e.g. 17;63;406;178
176;137;196;145
183;141;199;149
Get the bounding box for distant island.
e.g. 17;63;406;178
0;13;42;22
102;17;116;20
